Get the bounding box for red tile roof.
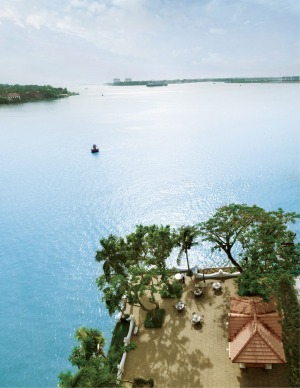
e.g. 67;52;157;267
228;297;286;365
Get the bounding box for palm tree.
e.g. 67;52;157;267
176;225;200;271
95;234;127;281
74;327;107;360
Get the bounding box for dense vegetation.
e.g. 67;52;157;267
58;319;137;387
0;84;78;104
58;327;117;387
95;224;189;316
59;203;299;385
275;274;300;387
96;205;299;310
107;318;130;375
144;309;166;328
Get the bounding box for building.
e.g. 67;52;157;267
113;78;121;83
228;296;286;369
6;93;21;100
124;78;132;82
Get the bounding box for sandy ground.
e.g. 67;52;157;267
122;276;289;388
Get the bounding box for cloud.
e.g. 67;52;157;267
0;6;25;27
0;0;299;83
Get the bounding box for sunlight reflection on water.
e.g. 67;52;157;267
0;82;299;386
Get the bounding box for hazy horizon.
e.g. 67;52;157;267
1;0;299;86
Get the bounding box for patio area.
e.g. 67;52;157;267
122;276;289;387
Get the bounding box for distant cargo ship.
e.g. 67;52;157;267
146;81;168;87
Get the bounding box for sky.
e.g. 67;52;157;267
0;0;299;85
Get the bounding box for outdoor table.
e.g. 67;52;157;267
192;313;203;324
175;301;185;311
174;273;183;281
212;282;221;291
194;289;203;297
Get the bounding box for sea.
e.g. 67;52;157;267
0;82;299;387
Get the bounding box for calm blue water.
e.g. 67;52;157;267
0;83;299;386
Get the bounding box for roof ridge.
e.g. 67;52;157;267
231;320;256;361
256;322;286;363
257;315;282;341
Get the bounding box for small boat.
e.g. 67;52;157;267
91;144;99;153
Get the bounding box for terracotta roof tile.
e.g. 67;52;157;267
230;296;276;315
257;313;283;338
229;320;286;364
228;297;286;365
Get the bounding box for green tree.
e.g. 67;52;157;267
199;204;299;273
96;225;177;315
58;358;117;387
275;274;300;387
69;327;107;368
58;328;117;388
237;267;284;301
240;208;300;274
95;234;127;281
175;225;200;270
97;263;164;314
126;224;175;270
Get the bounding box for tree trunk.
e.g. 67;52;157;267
185;249;190;271
224;248;243;273
138;297;159;312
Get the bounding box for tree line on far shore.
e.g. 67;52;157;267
0;84;78;104
58;203;300;387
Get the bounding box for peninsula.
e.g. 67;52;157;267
0;84;78;105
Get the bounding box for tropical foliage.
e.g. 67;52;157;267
144;309;166;328
58;327;117;387
0;84;77;104
59;204;299;385
107;318;130;374
175;225;200;270
96;225;179;315
275;274;300;387
198;204;299;274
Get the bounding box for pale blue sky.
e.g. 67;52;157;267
0;0;299;85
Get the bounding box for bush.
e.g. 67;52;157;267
276;274;300;387
107;320;130;373
161;282;182;299
133;377;154;387
237;268;277;302
144;309;165;328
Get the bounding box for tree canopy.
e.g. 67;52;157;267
198;204;299;274
58;327;116;388
175;225;200;271
96;225;178;315
0;84;78;104
95;208;299;311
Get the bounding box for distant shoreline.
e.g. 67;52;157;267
108;76;300;86
0;84;79;105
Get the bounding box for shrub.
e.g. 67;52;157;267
144;309;165;328
276;274;300;387
237;268;277;302
107;320;130;373
161;282;182;299
133;377;154;387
